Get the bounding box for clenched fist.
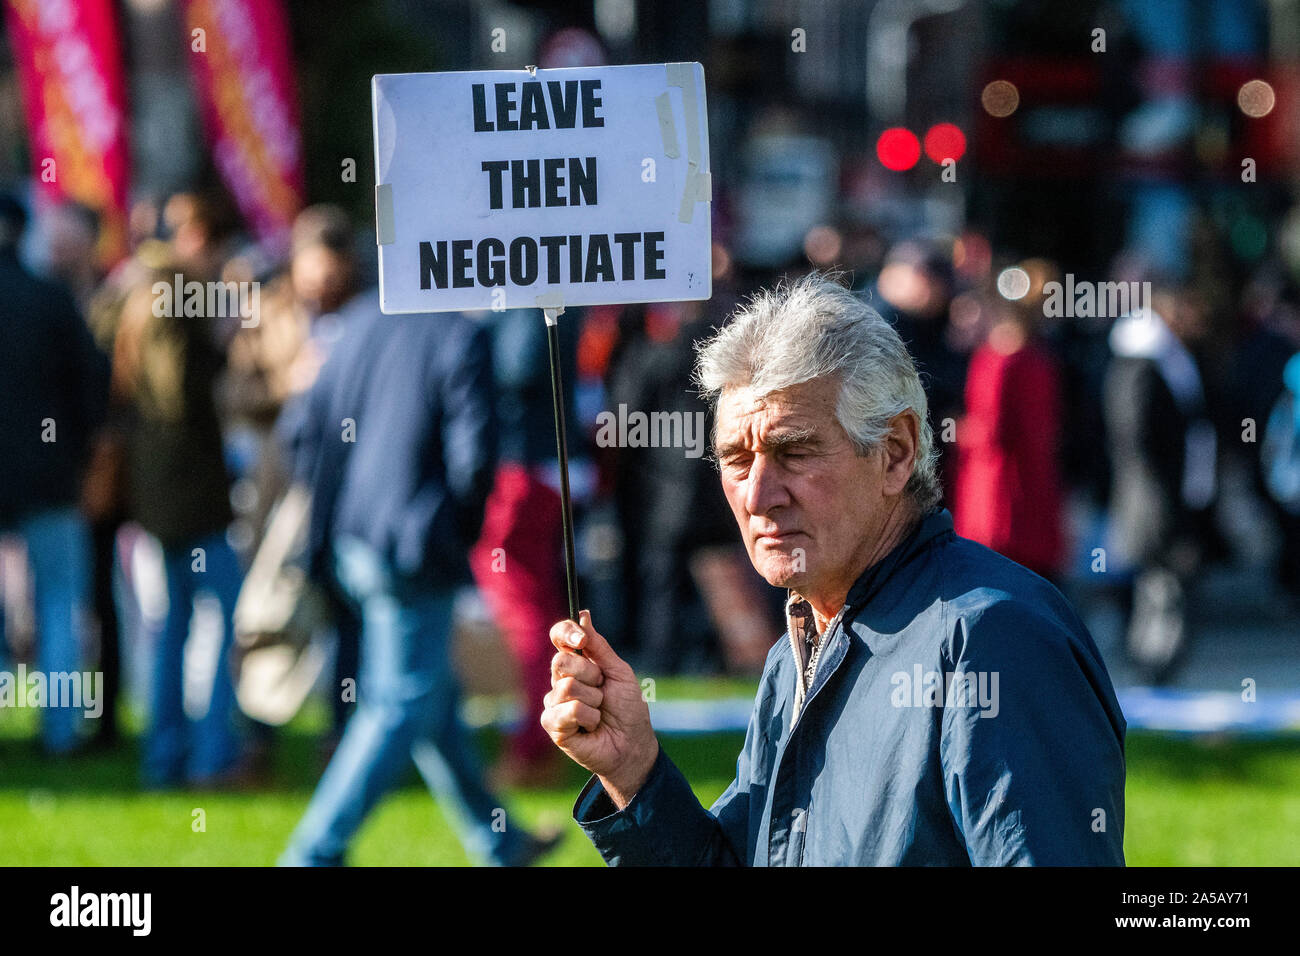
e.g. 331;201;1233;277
541;611;659;809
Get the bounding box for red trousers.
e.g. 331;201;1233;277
469;464;567;763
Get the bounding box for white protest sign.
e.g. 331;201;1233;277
371;62;711;315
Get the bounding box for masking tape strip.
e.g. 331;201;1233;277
666;63;709;224
375;183;395;245
666;63;701;165
655;92;680;159
695;170;712;201
678;163;699;224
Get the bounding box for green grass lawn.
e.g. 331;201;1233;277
2;687;1298;865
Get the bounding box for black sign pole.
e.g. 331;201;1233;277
543;306;581;623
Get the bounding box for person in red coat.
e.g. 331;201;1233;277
954;303;1065;581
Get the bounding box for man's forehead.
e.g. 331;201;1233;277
717;386;767;417
714;381;842;448
717;380;837;425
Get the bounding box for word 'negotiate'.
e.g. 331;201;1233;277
419;232;666;290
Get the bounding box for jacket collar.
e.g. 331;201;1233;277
781;507;953;731
782;506;952;647
842;506;953;613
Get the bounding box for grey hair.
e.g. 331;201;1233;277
693;271;942;513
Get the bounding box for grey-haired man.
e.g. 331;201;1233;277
541;273;1126;866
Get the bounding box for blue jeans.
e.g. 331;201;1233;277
4;507;92;753
280;536;523;866
143;531;243;786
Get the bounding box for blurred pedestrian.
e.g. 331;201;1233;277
1232;268;1300;602
869;242;967;463
223;205;363;746
279;292;557;866
606;299;746;675
953;299;1065;581
1262;350;1300;600
162;192;238;283
40;200;129;749
112;261;246;787
42;200;102;312
0;193;109;755
1104;288;1218;684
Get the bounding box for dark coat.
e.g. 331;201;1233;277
1104;356;1200;565
283;291;497;588
0;251;109;527
120;298;233;549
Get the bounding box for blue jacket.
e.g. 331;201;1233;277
575;509;1127;865
284;290;497;587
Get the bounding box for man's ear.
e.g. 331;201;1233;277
880;410;919;497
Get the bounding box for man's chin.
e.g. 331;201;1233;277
754;558;808;591
744;536;815;588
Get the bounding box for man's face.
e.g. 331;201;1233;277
292;245;352;314
714;376;893;595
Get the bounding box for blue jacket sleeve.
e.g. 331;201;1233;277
572;747;745;866
940;599;1127;866
572;669;781;866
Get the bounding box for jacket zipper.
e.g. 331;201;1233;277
782;607;849;864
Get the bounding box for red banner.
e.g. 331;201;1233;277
183;0;304;255
4;0;131;264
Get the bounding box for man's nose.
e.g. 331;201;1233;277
744;453;790;517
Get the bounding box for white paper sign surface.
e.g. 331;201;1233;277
372;62;711;314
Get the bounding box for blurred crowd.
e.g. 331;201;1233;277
2;173;1300;848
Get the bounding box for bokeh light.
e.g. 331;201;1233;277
996;266;1031;300
1238;79;1275;118
981;79;1019;117
953;232;992;280
876;127;921;171
803;225;843;266
923;123;966;163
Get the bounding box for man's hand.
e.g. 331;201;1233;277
541;610;658;809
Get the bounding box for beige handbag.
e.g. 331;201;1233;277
233;484;330;725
